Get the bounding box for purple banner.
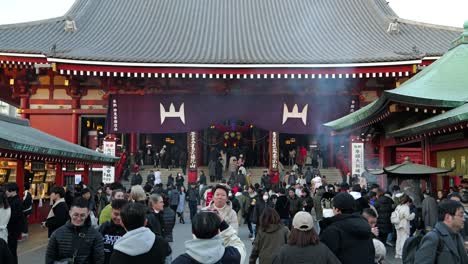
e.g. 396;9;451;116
106;94;343;134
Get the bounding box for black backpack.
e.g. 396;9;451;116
402;229;443;264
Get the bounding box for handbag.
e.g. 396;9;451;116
54;232;86;264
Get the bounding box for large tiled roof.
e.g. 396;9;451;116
0;114;117;164
324;28;468;131
0;0;461;64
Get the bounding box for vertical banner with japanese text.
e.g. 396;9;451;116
351;142;365;176
102;139;116;183
269;131;279;172
187;131;198;183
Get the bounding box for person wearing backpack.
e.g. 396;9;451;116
392;193;415;259
413;200;468;264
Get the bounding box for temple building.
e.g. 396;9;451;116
326;22;468;191
0;0;462;183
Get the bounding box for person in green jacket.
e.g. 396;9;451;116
99;189;125;224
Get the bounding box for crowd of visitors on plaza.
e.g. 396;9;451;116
0;148;468;264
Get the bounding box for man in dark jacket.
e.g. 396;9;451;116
275;188;291;226
320;192;375;264
172;212;246;264
98;199;127;264
5;183;24;264
45;186;69;237
21;182;33;239
414;200;468;264
46;197;104;264
146;171;155;186
110;202;171;264
287;188;301;220
261;170;271;190
187;184;199;220
374;190;394;243
147;194;165;236
131;171;143;186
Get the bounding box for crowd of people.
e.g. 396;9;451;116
0;160;468;264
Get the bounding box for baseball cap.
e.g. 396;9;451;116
292;211;314;231
332;192;355;213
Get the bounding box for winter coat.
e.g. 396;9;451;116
198;174;207;185
176;176;185;188
275;195;290;220
251;200;272;225
313;189;325;221
273;243;342;264
110;227;171;264
249;224;289;264
22;190;33;216
162;207;176;242
0;207;11;243
130;173;143;186
421;195;438;229
45;220;104;264
169;189;180;206
320;214;375;264
45;200;69;237
146;173;155;185
298;196;314;213
99;204;112;225
261;174;271;189
98;220;126;264
7;195;24;235
414;222;468;264
393;204;414;231
374;194;394;234
287;195;301;217
172;225;246;264
0;238;13;264
146;211;164;236
177;192;186;213
187;188;199;203
204;201;239;231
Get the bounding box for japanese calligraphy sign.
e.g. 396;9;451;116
102;140;116;183
270;131;279;171
351;142;364;176
188;131;197;171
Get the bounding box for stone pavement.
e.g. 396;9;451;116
18;211;402;264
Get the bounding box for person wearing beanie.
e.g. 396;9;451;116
319;192;375;264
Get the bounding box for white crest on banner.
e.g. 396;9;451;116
351;143;365;176
282;104;308;125
160;103;185;124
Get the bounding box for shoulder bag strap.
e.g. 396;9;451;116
72;232;87;263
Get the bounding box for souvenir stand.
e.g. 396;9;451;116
0;114;118;223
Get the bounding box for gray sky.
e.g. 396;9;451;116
0;0;466;27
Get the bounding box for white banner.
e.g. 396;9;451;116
271;132;279;171
102;140;116;183
189;132;197;170
351;142;365;176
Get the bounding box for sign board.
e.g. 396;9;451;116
270;131;279;171
351;142;365;176
102;139;116;183
74;174;82;184
65;164;76;172
31;161;45;171
188;132;197;171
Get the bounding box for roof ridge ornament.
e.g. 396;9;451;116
450;20;468;49
387;19;400;34
64;16;77;33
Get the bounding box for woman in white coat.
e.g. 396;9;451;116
392;193;415;259
0;189;11;242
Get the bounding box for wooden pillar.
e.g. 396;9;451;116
130;133;137;155
83;164;90;185
269;131;280;186
328;135;335;168
71;111;79;144
16;160;25;199
19;95;29;119
187;131;199;184
55;163;64;187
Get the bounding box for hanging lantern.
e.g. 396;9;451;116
230;132;236;138
236;132;241;140
224;132;229;140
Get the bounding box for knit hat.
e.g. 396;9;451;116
292;212;314;231
332;192;355;213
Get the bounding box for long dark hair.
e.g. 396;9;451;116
0;189;9;209
288;228;319;247
259;207;280;232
